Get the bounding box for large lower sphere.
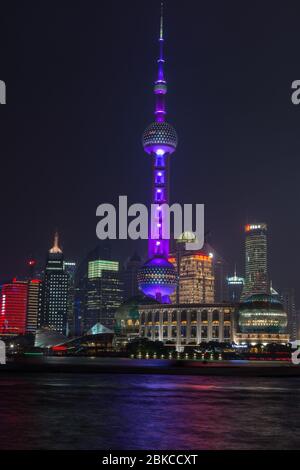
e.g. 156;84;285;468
137;256;177;299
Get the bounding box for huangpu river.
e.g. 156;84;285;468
0;361;300;449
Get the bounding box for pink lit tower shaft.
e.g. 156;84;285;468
138;3;178;303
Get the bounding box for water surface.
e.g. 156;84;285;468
0;372;299;449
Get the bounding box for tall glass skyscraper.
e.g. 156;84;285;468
26;279;42;335
281;288;297;341
85;259;123;332
242;223;268;299
40;233;69;334
63;261;77;336
227;268;244;303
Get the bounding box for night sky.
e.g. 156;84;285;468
0;0;300;300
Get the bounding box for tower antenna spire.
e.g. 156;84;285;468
50;230;62;254
160;2;164;41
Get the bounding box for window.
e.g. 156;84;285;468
212;310;219;322
201;310;208;322
190;325;197;338
163;311;168;323
224;311;231;322
181;310;187;322
191;310;197;322
212;325;219;339
224;325;231;339
171;311;177;322
201;326;208;338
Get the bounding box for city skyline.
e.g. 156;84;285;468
1;1;300;456
0;0;299;303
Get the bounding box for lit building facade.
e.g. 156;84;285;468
227;269;244;303
84;259;123;332
26;279;42;335
40;233;69;334
122;253;142;300
139;303;235;350
74;242;112;336
242;223;268;298
281;288;297;341
63;260;76;336
169;251;214;304
202;243;229;302
0;279;28;336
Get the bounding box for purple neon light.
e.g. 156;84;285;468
142;3;178;301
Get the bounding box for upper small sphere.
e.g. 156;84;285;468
142;121;178;155
177;231;197;243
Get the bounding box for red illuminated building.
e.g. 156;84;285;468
0;279;28;335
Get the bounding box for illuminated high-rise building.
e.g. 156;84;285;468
0;279;28;336
40;233;69;334
64;261;76;336
242;223;268;298
138;3;178;302
281;288;297;341
26;279;42;335
84;259;123;332
227;267;244;303
122;253;142;300
169;235;214;304
204;243;229;302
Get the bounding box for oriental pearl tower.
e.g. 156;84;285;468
138;3;178;303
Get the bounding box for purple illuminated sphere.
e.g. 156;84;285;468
137;256;177;302
142;121;178;155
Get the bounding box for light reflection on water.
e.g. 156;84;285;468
0;372;300;450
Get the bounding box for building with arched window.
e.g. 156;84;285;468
139;303;235;350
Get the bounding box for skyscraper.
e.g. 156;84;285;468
40;233;69;334
204;243;229;302
227;267;244;303
138;3;178;302
0;279;28;336
122;253;142;300
169;235;215;304
74;242;113;336
242;223;268;298
26;279;42;335
281;288;297;341
64;261;77;336
84;259;123;332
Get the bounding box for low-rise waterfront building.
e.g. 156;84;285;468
138;303;236;350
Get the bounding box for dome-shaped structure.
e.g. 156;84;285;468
114;295;158;336
142;121;178;155
238;293;287;334
137;256;177;302
177;231;198;243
